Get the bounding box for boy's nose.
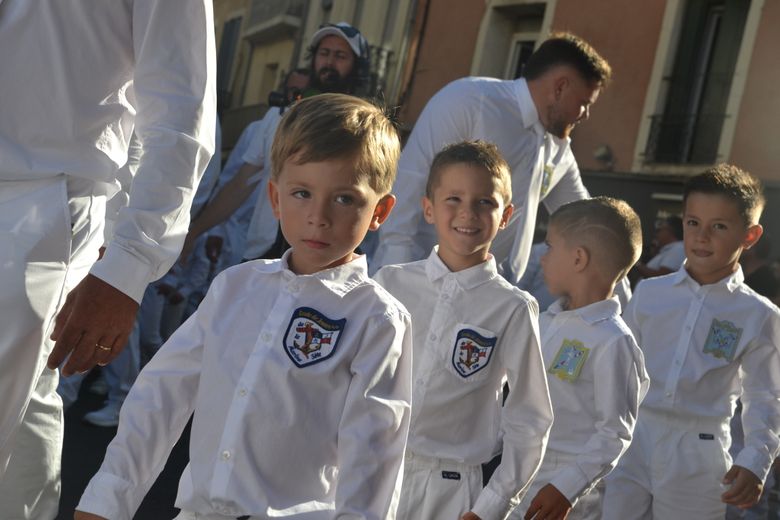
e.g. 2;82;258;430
308;202;330;227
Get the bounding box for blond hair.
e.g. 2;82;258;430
550;196;642;281
270;93;400;195
426;140;512;206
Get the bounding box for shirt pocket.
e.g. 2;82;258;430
445;323;498;382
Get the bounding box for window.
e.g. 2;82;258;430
645;0;750;164
217;16;243;110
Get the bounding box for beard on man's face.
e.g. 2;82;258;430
311;66;352;94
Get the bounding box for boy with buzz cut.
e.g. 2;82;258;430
74;93;412;520
374;140;554;520
510;197;649;520
603;164;780;520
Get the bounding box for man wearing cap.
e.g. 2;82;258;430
0;1;215;518
181;22;370;263
373;33;611;284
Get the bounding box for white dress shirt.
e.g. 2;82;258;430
538;297;649;503
645;240;686;271
625;266;780;481
374;78;588;281
241;108;285;260
0;0;216;302
77;253;412;519
374;249;553;519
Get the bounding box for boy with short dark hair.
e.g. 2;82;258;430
375;140;553;520
603;164;780;519
75;93;412;520
510;196;649;520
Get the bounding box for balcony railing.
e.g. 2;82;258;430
644;112;727;165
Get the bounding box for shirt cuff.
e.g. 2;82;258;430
90;243;155;304
77;471;143;520
471;486;514;520
734;446;772;483
549;465;590;505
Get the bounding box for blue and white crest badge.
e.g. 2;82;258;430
540;164;554;197
548;339;590;382
703;318;742;362
283;307;346;368
452;328;496;378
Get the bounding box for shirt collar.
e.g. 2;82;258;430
672;263;745;293
424;246;498;290
514;77;571;156
252;249;368;297
546;296;621;325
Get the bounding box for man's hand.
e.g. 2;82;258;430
178;229;198;266
524;484;572;520
722;465;762;508
74;511;107;520
47;274;139;376
460;512;481;520
205;235;223;263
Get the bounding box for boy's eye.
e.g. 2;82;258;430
445;196;460;203
478;198;497;207
713;223;727;230
335;194;354;205
685;219;698;227
292;190;310;199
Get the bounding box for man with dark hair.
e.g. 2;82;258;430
374;32;611;283
634;215;686;279
181;22;371;264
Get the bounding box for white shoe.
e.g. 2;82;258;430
83;402;121;427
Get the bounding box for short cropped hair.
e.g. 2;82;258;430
271;93;400;195
426;140;512;206
523;32;612;87
683;164;765;226
550;196;642;281
660;215;683;241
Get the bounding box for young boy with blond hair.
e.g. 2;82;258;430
510;196;649;520
603;164;780;519
75;94;412;520
374;140;553;520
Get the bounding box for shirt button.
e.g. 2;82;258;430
262;332;272;342
289;283;299;293
665;392;672;398
429;333;437;341
221;450;231;460
238;388;248;397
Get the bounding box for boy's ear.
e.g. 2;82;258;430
742;223;764;250
268;179;281;220
573;245;590;272
422;196;435;225
499;204;514;229
369;194;396;231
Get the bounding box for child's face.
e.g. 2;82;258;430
422;163;512;271
541;224;577;297
269;156;394;275
683;192;762;285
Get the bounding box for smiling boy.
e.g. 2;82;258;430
74;94;412;520
603;164;780;519
374;141;553;520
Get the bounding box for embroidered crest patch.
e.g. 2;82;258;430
452;328;496;378
283;307;346;368
540;164;554;197
548;339;590;382
703;318;742;362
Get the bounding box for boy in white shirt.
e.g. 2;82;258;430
603;164;780;519
75;94;413;520
374;140;553;520
511;197;649;520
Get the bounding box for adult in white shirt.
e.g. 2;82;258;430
0;2;215;518
633;215;686;279
181;23;370;262
374;33;612;282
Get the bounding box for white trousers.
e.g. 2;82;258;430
396;452;484;520
602;408;731;520
0;176;104;519
509;450;603;520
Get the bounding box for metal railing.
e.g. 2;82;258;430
644;112;727;165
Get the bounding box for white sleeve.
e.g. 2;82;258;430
374;82;475;269
103;133;142;245
190;118;222;217
541;158;589;213
735;308;780;482
549;336;649;503
90;0;216;303
75;272;226;519
241;109;279;167
334;310;413;519
473;298;554;519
